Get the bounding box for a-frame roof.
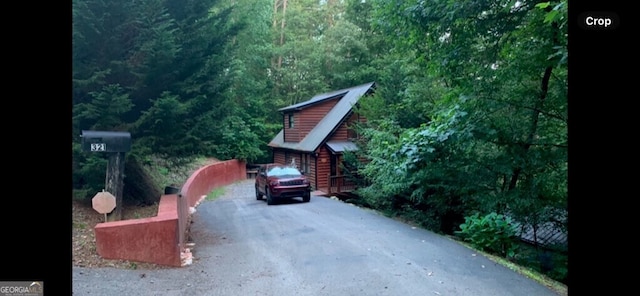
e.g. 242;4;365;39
268;82;375;153
278;87;352;112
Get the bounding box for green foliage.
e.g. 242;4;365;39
355;102;476;233
73;0;246;158
355;0;568;239
510;242;568;284
133;91;191;156
456;212;518;258
353;119;407;210
72;142;101;202
535;1;568;27
158;167;169;176
73;84;134;131
136;154;208;190
320;19;375;87
545;252;568;283
71;149;108;201
213;115;266;163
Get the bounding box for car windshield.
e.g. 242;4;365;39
267;166;302;178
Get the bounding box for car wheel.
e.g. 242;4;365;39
266;188;276;205
255;185;262;200
303;191;311;203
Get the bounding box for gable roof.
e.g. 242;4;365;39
268;81;375;152
278;88;350;112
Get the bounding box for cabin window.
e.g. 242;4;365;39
300;153;310;174
288;113;294;128
347;115;359;139
330;154;337;176
347;126;357;140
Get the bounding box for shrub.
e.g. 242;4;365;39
456;212;518;258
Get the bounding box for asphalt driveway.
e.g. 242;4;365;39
72;179;561;295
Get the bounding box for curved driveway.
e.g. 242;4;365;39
73;179;561;295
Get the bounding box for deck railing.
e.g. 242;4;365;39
328;174;357;194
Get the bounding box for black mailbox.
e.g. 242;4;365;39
81;130;131;153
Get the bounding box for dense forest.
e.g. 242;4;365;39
72;0;567;283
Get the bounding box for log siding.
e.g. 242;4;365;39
283;98;340;142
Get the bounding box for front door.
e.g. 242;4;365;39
330;154;338;177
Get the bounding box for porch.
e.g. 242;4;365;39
326;174;357;195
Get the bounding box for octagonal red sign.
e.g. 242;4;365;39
92;191;116;214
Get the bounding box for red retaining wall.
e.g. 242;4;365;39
94;194;181;266
181;159;246;208
94;159;247;267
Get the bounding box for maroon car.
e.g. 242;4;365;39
255;164;311;205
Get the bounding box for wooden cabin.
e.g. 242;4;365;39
267;82;375;195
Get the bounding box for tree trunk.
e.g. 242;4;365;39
272;0;288;70
507;65;553;191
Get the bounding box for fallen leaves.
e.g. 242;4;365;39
72;200;165;270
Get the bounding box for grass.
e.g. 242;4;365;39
73;189;92;202
206;187;225;201
158;167;170;176
451;238;568;296
144;155;216;192
488;252;567;296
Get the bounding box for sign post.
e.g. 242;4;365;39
81;130;131;221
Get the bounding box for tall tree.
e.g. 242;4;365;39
73;0;245;199
218;0;281;162
354;0;568;237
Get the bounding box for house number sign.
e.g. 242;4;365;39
91;143;106;151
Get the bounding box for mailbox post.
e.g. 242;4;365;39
81;130;131;221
